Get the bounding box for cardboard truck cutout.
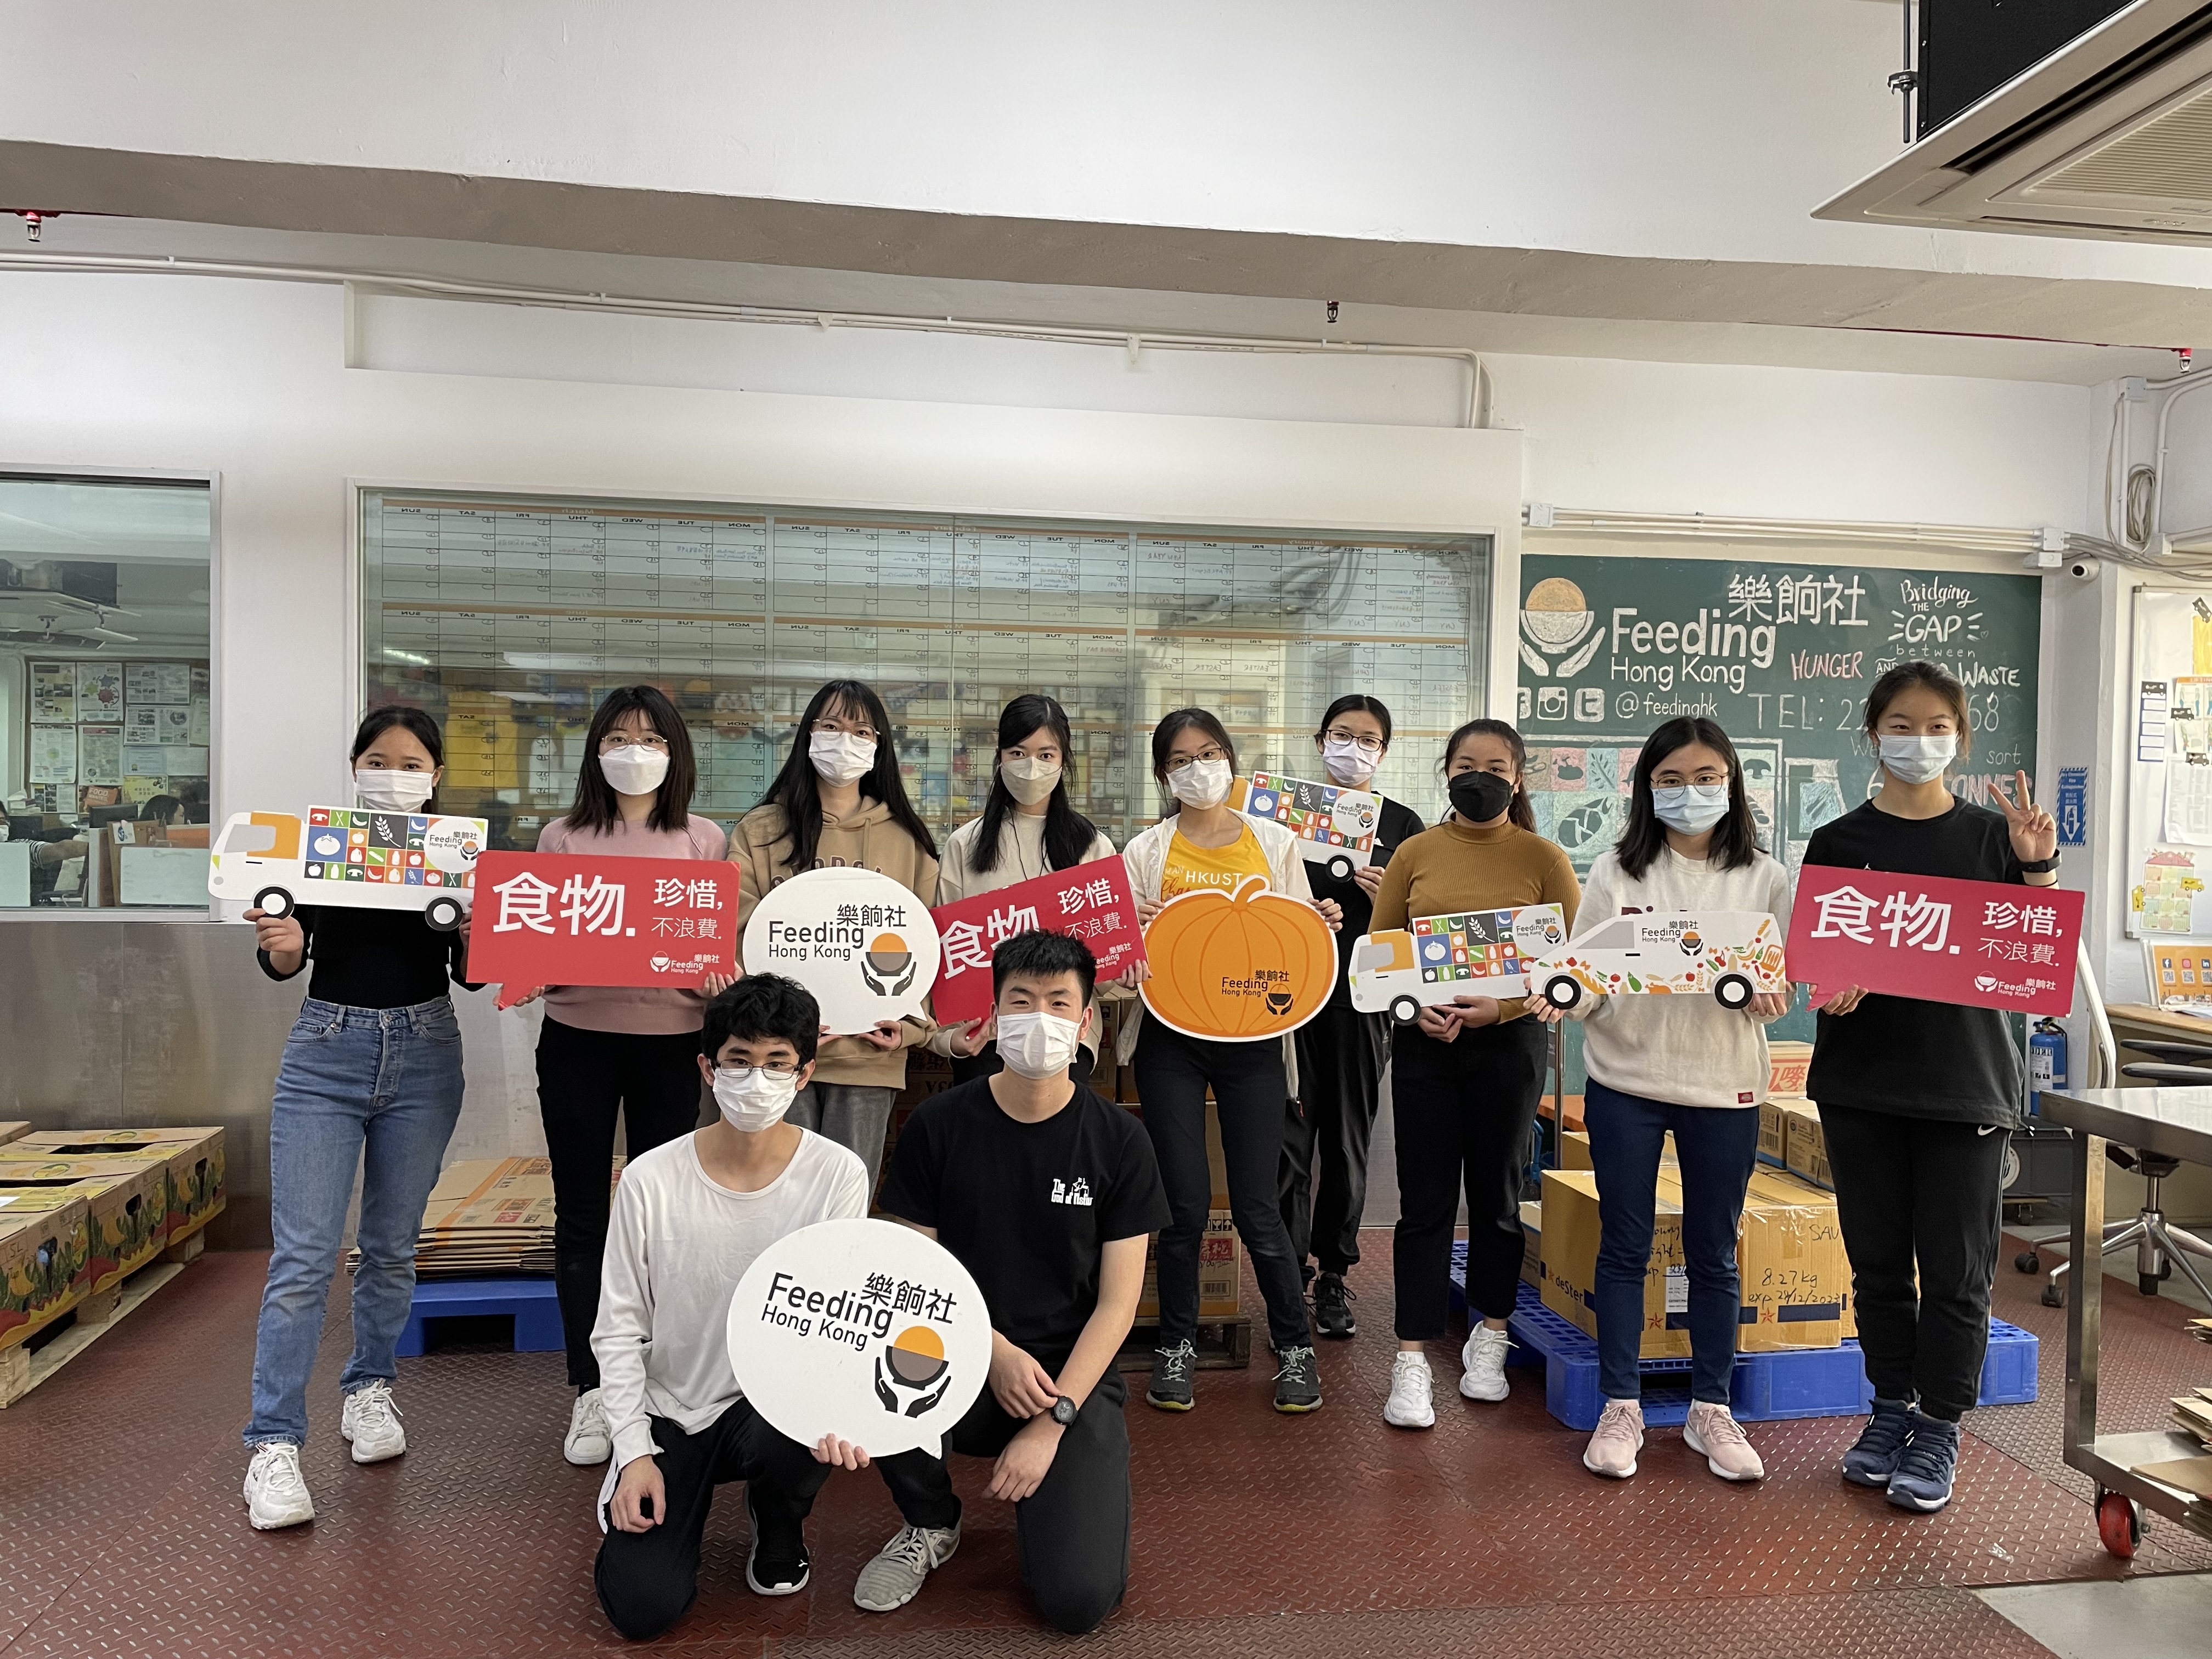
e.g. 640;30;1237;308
208;806;487;930
1530;910;1786;1012
1348;905;1567;1024
1229;770;1385;882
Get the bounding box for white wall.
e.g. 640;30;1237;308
8;0;2212;293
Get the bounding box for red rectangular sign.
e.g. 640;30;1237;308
928;856;1146;1026
1786;864;2084;1015
470;850;735;1007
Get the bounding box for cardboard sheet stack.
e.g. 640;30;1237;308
2175;1388;2212;1450
354;1155;623;1279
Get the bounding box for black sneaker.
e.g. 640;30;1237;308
1313;1271;1357;1339
744;1489;811;1596
1147;1340;1197;1411
1273;1345;1323;1413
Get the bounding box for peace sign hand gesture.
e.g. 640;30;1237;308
1991;769;2057;864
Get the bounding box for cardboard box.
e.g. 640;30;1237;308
1137;1210;1242;1321
1757;1099;1790;1165
0;1123;27;1147
1767;1041;1814;1098
0;1192;91;1350
0;1158;167;1293
13;1128;227;1240
1558;1128;1675;1175
1539;1163;1847;1359
1519;1198;1543;1287
1781;1104;1833;1190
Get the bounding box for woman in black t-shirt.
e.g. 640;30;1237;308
236;707;477;1534
1803;660;2058;1517
1279;695;1426;1338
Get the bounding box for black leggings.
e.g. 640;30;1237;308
538;1015;705;1390
1132;1020;1312;1352
1391;1018;1546;1336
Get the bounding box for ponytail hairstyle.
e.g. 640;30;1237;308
972;694;1101;874
1615;716;1762;879
1150;708;1238;814
758;679;940;871
1440;717;1536;831
566;684;696;834
352;705;445;809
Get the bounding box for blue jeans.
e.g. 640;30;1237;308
1583;1079;1760;1405
245;997;465;1447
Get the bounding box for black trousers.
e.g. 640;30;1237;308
1132;1019;1311;1352
538;1015;706;1390
1391;1018;1546;1336
1281;1003;1390;1276
1818;1099;2007;1422
877;1368;1132;1635
594;1401;830;1641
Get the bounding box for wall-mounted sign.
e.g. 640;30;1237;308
928;855;1144;1026
742;867;941;1035
1139;873;1336;1041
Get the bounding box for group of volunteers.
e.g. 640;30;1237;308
230;654;2059;1637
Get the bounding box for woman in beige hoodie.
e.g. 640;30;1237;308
729;679;939;1186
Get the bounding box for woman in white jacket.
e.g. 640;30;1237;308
1121;708;1341;1416
1532;716;1792;1485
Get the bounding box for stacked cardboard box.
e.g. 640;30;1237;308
0;1158;167;1294
0;1123;29;1148
9;1128;227;1243
1767;1041;1814;1097
0;1192;91;1350
1133;1098;1241;1321
360;1156;613;1279
1781;1104;1833;1189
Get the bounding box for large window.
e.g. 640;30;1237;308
1;474;214;910
360;489;1488;849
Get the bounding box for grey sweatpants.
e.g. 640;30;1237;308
788;1081;897;1190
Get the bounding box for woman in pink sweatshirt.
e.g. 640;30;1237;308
512;685;728;1470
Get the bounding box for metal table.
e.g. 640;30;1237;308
2036;1084;2212;1553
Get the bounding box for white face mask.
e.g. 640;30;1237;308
1000;755;1062;806
598;744;670;797
996;1009;1084;1080
810;730;877;786
712;1065;800;1133
1320;738;1379;787
1878;733;1957;785
1167;757;1233;810
355;768;436;811
1652;782;1731;835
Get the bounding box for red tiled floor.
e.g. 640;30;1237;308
1;1230;2204;1657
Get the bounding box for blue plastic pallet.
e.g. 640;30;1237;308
1448;1244;2036;1431
397;1277;564;1358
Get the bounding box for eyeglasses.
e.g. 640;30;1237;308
1323;729;1386;755
598;731;672;753
1163;746;1230;776
812;718;879;742
716;1062;799;1077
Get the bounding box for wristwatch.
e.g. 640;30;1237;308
2018;854;2061;874
1049;1395;1079;1427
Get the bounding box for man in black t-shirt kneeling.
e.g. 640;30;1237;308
816;930;1169;1634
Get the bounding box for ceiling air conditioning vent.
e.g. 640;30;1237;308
1818;1;2212;244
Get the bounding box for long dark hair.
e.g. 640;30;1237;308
351;704;445;812
1616;717;1762;879
1441;718;1536;831
1864;658;1973;761
759;679;939;870
972;694;1101;874
1315;693;1393;747
566;684;695;834
1151;708;1237;814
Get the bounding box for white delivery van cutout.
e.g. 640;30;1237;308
208;805;486;930
1348;905;1567;1025
1528;910;1786;1012
1229;771;1384;882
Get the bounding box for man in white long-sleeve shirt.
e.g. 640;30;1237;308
591;974;871;1641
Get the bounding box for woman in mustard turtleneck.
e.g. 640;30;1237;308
1368;718;1579;1430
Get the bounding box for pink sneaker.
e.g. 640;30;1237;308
1582;1398;1644;1479
1683;1401;1764;1481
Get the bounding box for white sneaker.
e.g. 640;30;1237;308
1459;1325;1511;1402
1684;1400;1765;1482
1384;1351;1437;1429
243;1442;315;1530
1582;1398;1644;1478
853;1522;961;1613
340;1381;407;1464
564;1387;612;1466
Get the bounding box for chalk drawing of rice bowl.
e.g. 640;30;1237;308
1521;577;1594;651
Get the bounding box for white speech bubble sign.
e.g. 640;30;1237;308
727;1217;992;1459
742;867;942;1036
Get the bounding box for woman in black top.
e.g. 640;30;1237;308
1805;659;2058;1516
1277;695;1427;1338
237;707;478;1534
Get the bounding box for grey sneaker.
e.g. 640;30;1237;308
1147;1340;1197;1412
1273;1345;1322;1413
852;1522;960;1613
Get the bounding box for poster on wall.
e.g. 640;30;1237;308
1515;555;2043;878
78;726;123;788
187;696;211;747
30;662;75;723
122;746;167;778
2126;592;2212;938
28;727;76;786
126;664;162;703
155;663;190;703
161;746;208;777
123;706;161;743
74;663;123;723
189;665;210;698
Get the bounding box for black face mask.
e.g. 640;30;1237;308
1448;770;1516;825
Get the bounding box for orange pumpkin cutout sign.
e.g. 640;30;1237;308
1140;874;1336;1042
